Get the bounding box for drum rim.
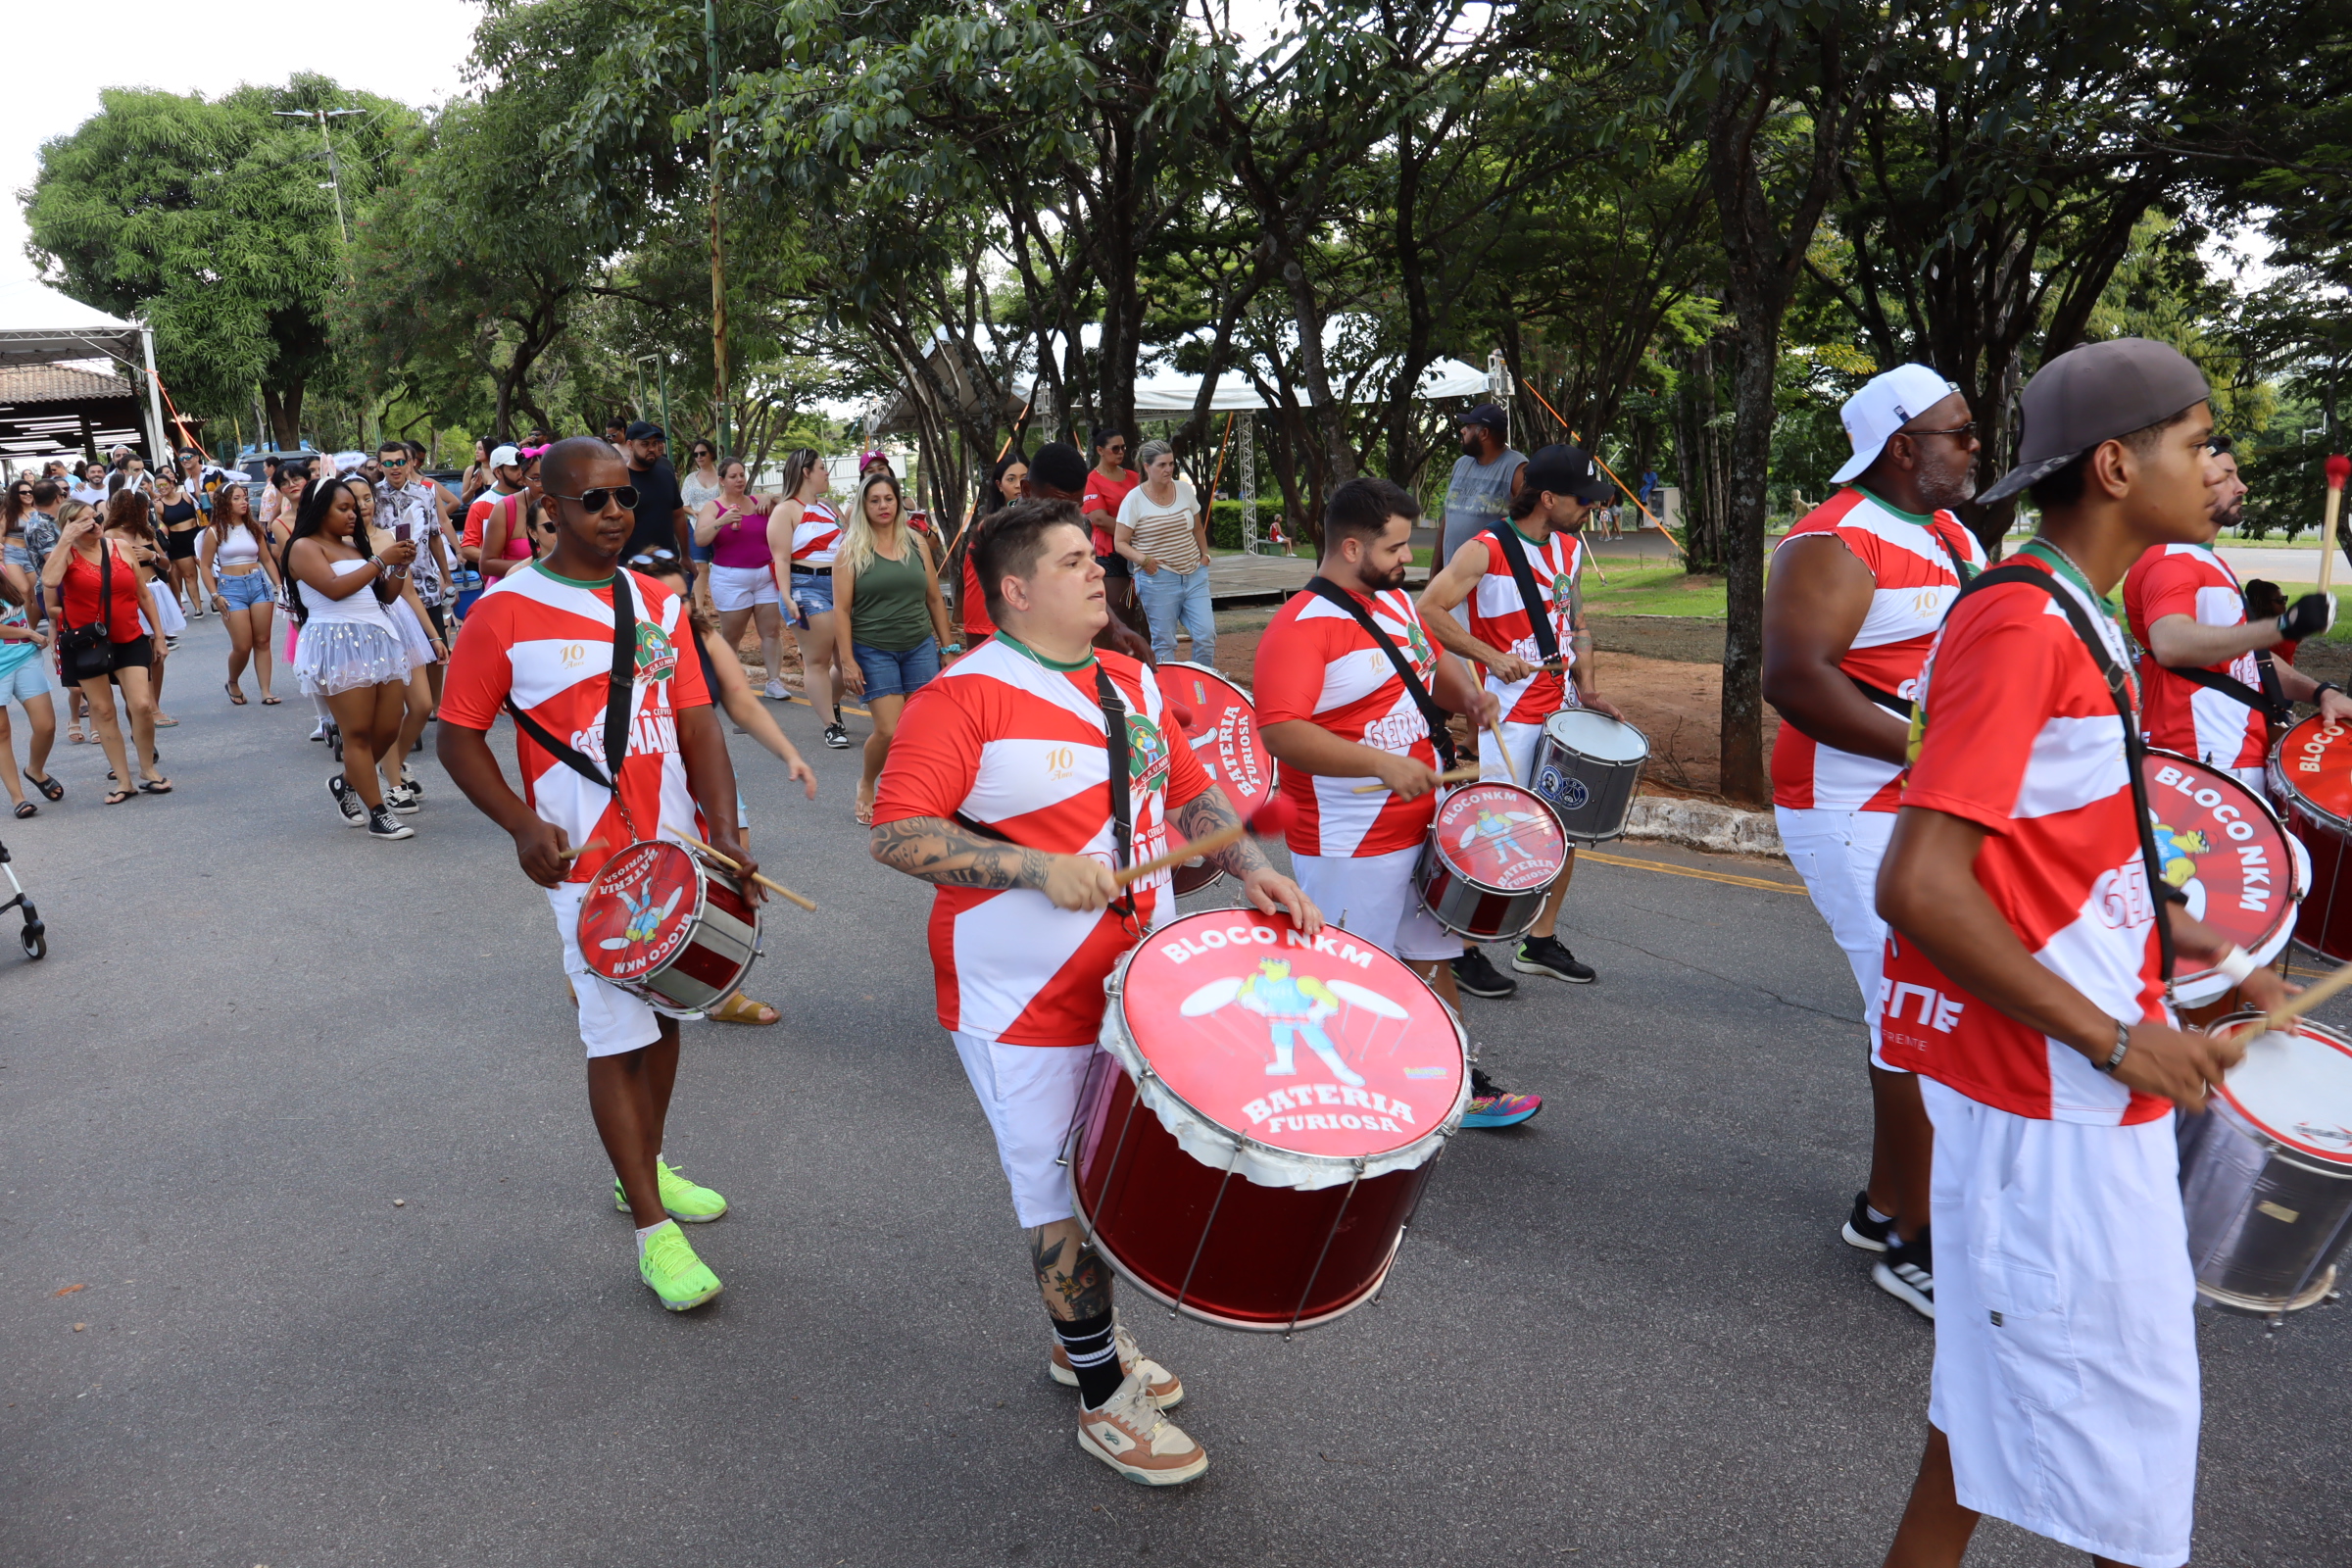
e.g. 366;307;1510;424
2266;719;2352;834
1538;706;1650;760
2206;1011;2352;1170
1428;781;1569;895
579;838;710;984
1103;910;1471;1181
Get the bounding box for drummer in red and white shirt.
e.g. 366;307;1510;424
1419;443;1620;988
1760;362;1988;1320
438;437;760;1316
2124;431;2348;790
870;497;1317;1488
1876;340;2290;1568
1254;476;1541;1129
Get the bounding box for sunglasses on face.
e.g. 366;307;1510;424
381;456;410;466
549;486;639;513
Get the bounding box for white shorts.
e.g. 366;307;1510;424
1291;846;1461;961
547;882;665;1058
1480;718;1545;791
951;1032;1097;1227
1922;1078;2198;1568
709;563;780;613
1776;806;1900;1069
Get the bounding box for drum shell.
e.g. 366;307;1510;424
2280;793;2352;963
1067;1052;1434;1331
2177;1093;2352;1312
1529;718;1646;842
587;853;761;1015
1412;832;1546;942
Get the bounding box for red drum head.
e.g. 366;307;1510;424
1432;783;1567;892
1156;663;1274;896
2144;753;2297;977
2277;716;2352;821
579;841;704;987
1125;908;1463;1160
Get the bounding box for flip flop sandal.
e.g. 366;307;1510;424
709;992;780;1026
12;801;33;818
260;695;282;705
137;778;173;795
224;682;247;706
104;788;133;805
24;770;62;802
153;715;179;727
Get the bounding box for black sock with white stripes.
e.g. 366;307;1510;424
1054;1308;1123;1407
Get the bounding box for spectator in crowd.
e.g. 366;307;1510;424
22;481;63;584
1439;404;1525;561
1081;424;1149;644
835;469;952;826
696;459;792;700
153;468;207;617
0;556;60;816
103;492;182;727
461;445;527;569
40;498;170;802
478;448;549;579
2;477;33;571
198;480;282;706
282;476;416;839
772;448;851;749
620;421;690;565
70;460;110;509
1114;439;1214;667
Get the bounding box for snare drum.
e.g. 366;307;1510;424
1529;708;1648;841
2141;751;2304;1017
576;840;761;1015
2178;1014;2352;1314
1153;662;1276;895
1412;782;1568;942
2272;715;2352;961
1071;908;1469;1331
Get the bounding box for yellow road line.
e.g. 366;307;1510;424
1579;849;1806;895
776;690;872;719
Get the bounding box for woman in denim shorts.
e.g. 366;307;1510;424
0;560;60;816
833;470;954;824
198;482;286;706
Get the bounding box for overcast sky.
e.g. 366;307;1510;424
5;0;481;307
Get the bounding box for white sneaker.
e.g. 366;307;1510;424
763;678;790;701
1076;1370;1208;1486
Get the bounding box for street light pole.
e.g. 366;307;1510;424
274;106;362;248
706;0;730;459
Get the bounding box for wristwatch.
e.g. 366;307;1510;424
2095;1019;2131;1074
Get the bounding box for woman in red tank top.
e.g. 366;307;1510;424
40;496;171;801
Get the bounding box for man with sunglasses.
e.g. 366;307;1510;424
440;436;759;1313
1760;364;1989;1322
377;442;460;706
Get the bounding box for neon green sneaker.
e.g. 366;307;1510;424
612;1158;729;1223
637;1220;722;1311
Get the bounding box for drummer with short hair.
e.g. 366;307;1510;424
1419;443;1622;988
1254;477;1544;1129
869;497;1317;1487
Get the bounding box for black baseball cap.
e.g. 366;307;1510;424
1520;443;1613;505
624;420;665;442
1980;339;2211;504
1461;404;1508;435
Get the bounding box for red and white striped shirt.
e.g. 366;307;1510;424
789;497;842;567
1252;585;1444;858
439;564;712;885
2123;543;2266;772
1463;525;1584;724
872;639;1212;1047
1769;488;1987;812
1877;554;2171;1125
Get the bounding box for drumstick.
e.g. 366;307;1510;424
1351;764;1482;794
1112;794;1298;888
556;839;608;861
2218;956;2352;1045
662;824;819;911
2319;455;2350;600
1473;666;1522;787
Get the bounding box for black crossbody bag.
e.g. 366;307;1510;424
1303;577;1458;772
1953;562;2176;982
503;572;642;834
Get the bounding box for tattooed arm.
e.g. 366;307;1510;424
869;813;1119;912
1167;785;1325;935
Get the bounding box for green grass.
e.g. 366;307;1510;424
1585;564;1727;618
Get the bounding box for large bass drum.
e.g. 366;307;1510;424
1071;908;1469;1332
2141;750;2305;1018
1153;662;1276;896
577;840;761;1016
2272;715;2352;961
2179;1014;2352;1314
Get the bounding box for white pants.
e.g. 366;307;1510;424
951;1032;1097;1227
1291;846;1461;962
709;563;780;612
1776;806;1899;1069
547;882;664;1057
1923;1079;2199;1568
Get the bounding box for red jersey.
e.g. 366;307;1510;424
2123;542;2266;771
461;490;514;551
1463;524;1584;723
1769;488;1987;811
1252;585;1444;858
59;541;146;641
788;498;842;567
1082;467;1139;556
872;639;1211;1047
439;564;712;885
1877;554;2170;1125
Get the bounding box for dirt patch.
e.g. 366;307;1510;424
1589;614;1726;664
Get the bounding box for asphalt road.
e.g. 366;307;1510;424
4;610;2348;1568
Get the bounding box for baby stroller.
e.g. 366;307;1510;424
0;834;43;960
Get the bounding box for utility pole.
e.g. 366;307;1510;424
706;0;730;458
274;106;362;249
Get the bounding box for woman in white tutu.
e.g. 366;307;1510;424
281;475;416;840
349;479;446;814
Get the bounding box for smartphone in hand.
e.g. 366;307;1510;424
395;521;414;543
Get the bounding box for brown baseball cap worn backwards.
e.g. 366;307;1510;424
1980;338;2212;504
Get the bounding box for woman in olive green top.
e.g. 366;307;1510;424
835;470;954;823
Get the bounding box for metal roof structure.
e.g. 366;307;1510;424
0;282;169;470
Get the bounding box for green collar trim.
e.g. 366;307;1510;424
995;631;1096;672
533;562;618;590
1851;484;1934;527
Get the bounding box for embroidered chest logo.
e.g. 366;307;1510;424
1125;711;1171;791
634;622;677;683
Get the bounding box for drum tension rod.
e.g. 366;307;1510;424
1172;1155;1243;1320
1286;1159;1368;1339
1371;1134;1449;1311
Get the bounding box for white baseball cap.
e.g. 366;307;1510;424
1831;364;1962;485
490;444;521;468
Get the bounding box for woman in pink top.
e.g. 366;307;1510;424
694;458;790;698
477;448;548;578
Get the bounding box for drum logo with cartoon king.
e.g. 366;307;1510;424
579;843;700;979
2145;760;2281;942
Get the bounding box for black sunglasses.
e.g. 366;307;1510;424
548;486;639;513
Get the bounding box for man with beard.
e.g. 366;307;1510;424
2124;431;2348;791
1760;365;1989;1319
1439;404;1525;563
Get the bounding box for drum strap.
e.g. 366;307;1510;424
1094;665;1141;924
1303;577;1458;771
2162;660;2293;726
502;570;643;836
1482;523;1560;665
1955;561;2177;982
1845;675;1912;719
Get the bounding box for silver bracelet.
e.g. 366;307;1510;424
2095;1019;2131;1074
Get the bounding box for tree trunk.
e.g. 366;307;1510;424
1717;304;1777;805
262;382;306;449
1673;331;1730;572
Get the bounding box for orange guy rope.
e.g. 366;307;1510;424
1520;381;1685;561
